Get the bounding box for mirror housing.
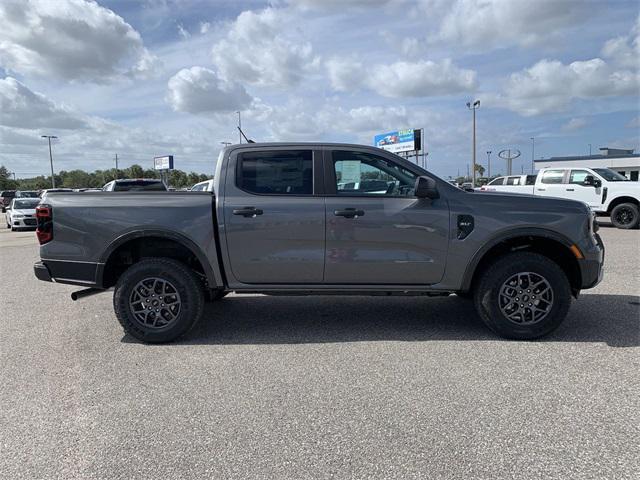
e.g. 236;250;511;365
583;175;602;188
415;176;439;199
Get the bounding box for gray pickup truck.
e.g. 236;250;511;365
34;143;604;343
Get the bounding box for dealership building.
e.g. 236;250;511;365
534;147;640;181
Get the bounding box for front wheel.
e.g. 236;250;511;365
473;252;571;339
610;203;639;229
114;258;205;343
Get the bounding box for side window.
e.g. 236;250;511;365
191;184;204;191
489;177;504;186
237;150;313;195
332;150;417;196
569;170;590;184
541;170;565;184
506;176;521;185
631;171;639;181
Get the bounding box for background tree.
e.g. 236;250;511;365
0;166;18;190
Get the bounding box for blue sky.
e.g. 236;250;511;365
1;0;639;180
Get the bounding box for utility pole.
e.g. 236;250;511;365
41;135;58;188
236;111;242;144
115;153;119;179
486;151;492;178
530;137;535;173
220;141;232;147
466;163;470;179
466;100;480;186
588;143;592;156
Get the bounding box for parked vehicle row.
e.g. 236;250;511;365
34;143;604;344
479;167;640;229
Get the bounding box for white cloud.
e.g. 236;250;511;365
601;16;640;69
626;116;640;129
286;0;394;9
433;0;588;49
177;23;190;39
211;8;318;88
561;118;588;132
166;67;253;114
199;22;211;34
327;58;476;97
0;0;159;82
0;77;88;129
496;58;640;116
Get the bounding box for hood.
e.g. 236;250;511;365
12;208;37;215
466;190;590;215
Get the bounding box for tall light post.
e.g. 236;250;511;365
588;143;592;156
486;150;492;178
466;100;480;186
530;137;535;173
235;111;242;144
220;141;232;147
41;135;58;188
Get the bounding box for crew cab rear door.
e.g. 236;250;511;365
322;148;449;285
222;147;325;284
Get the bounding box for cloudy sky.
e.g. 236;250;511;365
1;0;639;180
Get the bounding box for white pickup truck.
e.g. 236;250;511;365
480;167;640;229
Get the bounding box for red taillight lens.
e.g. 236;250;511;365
36;204;53;244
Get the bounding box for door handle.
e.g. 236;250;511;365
566;188;575;191
537;188;546;191
334;208;365;218
233;207;263;217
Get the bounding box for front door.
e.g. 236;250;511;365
564;169;603;209
223;148;325;284
324;149;449;285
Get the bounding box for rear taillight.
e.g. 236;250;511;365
36;204;53;244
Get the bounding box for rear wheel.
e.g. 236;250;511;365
473;252;571;339
114;257;204;343
610;203;639;229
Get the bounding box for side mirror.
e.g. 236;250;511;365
415;176;439;199
583;175;601;188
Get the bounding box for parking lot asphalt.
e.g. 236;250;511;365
0;219;638;479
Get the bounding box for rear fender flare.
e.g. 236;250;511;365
97;229;221;288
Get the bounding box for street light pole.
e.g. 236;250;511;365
486;150;492;178
466;100;480;186
220;141;232;147
530;137;535;173
41;135;58;188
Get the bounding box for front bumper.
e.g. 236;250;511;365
579;233;605;289
11;216;37;228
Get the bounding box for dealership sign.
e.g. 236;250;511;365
374;129;421;154
153;155;174;170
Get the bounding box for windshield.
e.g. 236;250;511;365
593;168;629;181
14;199;40;209
17;191;39;198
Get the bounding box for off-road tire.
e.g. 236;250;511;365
114;257;204;343
473;252;571;340
610;203;639;229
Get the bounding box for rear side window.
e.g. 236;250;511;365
237;150;313;195
506;176;521;185
541;170;565;184
525;175;537;185
488;177;504;186
0;191;16;197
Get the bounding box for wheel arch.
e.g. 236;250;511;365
98;229;219;289
461;228;582;296
606;196;639;213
